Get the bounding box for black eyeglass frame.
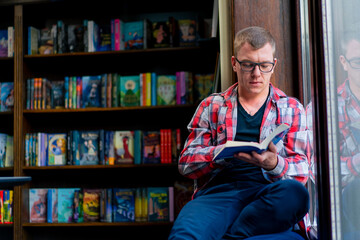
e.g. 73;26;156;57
344;56;360;69
235;58;276;73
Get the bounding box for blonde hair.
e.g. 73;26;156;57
234;26;276;57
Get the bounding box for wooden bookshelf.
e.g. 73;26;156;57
4;0;219;239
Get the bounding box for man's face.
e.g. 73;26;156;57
340;39;360;88
232;42;276;98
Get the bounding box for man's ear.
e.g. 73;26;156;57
231;56;237;72
339;55;348;71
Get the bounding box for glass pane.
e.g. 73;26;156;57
320;0;360;239
300;0;318;238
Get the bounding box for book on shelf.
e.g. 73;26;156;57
174;181;193;218
178;19;197;47
29;188;48;223
51;80;65;109
100;188;112;222
56;20;68;54
213;123;290;161
2;190;13;223
124;21;144;50
7;26;14;57
83;188;101;222
38;27;54;55
0;133;7;167
73;130;100;166
147;187;173;222
113;188;135;222
57;188;81;223
47;188;58;223
142;131;161;164
152;21;170;48
28;26;40;55
81;75;102;108
67;23;85;53
96;24;111;52
4;135;13;167
48;133;67;166
73;189;84;223
119;75;140;107
194;73;214;103
157;75;176;106
0;82;14;111
114;130;134;164
0;29;8;57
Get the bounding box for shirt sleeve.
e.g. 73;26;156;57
178;97;228;180
262;101;310;185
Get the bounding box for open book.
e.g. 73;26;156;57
213;123;290;161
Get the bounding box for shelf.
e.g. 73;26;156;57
23;104;197;114
22;222;172;227
23;163;177;170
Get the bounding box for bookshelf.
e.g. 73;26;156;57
6;0;219;239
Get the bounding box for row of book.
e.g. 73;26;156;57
24;129;181;167
0;133;13;167
0;190;13;224
0;26;14;57
0;82;14;112
27;15;203;55
25;72;214;110
29;187;174;223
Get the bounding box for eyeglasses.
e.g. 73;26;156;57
235;58;275;73
344;56;360;69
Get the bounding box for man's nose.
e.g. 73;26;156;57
252;65;261;76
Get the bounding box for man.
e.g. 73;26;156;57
168;26;310;240
337;30;360;239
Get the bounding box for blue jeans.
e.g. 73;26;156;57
168;179;309;240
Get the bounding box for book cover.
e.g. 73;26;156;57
78;130;100;165
178;19;197;47
96;24;111;52
124;21;144;50
4;135;13;167
174;181;193;218
48;133;66;166
157;75;176;106
0;133;7;167
213;123;290;161
47;188;58;223
38;27;54;55
152;21;170;48
3;190;13;223
100;188;112;222
147;187;169;222
51;80;65;109
29;188;48;223
73;189;83;223
114;130;134;164
83;188;101;222
112;188;135;222
58;188;80;223
194;73;214;103
0;82;14;111
119;75;140;107
142;131;161;164
28;26;40;55
0;29;8;57
67;24;85;52
81;75;102;108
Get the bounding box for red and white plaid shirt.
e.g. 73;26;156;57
337;79;360;187
179;82;310;194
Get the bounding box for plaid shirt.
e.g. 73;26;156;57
179;82;309;193
337;79;360;187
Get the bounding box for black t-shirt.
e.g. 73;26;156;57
210;98;268;185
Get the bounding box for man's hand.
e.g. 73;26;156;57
233;142;278;171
